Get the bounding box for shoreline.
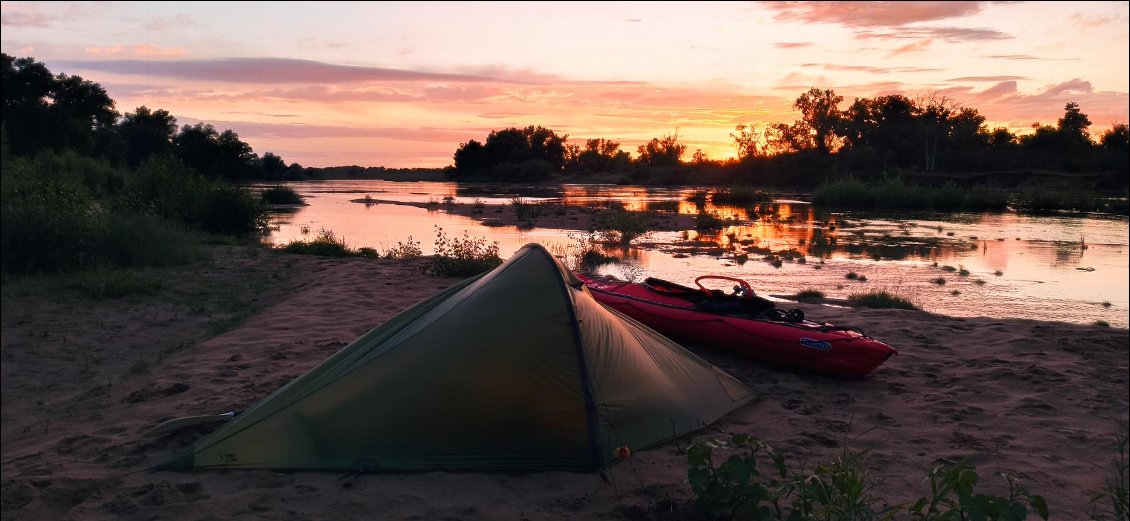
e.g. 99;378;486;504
1;245;1127;520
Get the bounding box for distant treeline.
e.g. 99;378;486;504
2;53;303;183
3;52;1127;192
449;88;1128;191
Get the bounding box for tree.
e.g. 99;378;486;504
793;87;845;155
451;126;568;181
1099;123;1128;150
0;53;118;157
1057;102;1093;149
765;123;809;155
173;123;260;181
452;139;487;178
730;124;768;159
845;96;916;150
635;133;686;166
570;138;630;172
691;149;709;164
261;152;288;180
915;92;955;173
118;106;177;167
987;127;1017;149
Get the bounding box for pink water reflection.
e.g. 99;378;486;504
262;180;1128;328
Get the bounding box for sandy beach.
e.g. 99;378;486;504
2;245;1127;520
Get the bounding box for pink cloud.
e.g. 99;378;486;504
134;45;187;57
763;1;988;28
947;75;1028;82
0;8;50;27
1042;78;1094;96
82;45;186;57
51;58;521;85
980;81;1019;97
888;38;933;57
775;42;814;49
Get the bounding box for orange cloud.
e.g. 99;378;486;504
133;45;187;57
83;45;186;57
764;1;987;28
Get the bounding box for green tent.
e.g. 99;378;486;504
156;243;756;472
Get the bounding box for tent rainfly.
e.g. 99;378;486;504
155;243;757;472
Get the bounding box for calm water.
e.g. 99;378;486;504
260;180;1130;329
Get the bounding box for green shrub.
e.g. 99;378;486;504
277;229;359;257
197;184;269;236
565;232;618;272
712;185;774;205
427;226;502;277
796;288;825;299
260;185;304;205
112;156;211;226
1;168;97;273
684;433;1049;521
594;208;651;245
848;290;918;310
383;236;422;259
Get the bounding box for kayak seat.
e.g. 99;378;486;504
695;294;777;318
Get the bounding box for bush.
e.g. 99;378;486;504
383;236;422;259
277;229;358;257
1;166;97;273
427;226;502;277
197;184;269;236
684;433;1049;521
847;290;918;310
111;156;211;226
260;185;304;205
593;207;651;245
94;213;206;268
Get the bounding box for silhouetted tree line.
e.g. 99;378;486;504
450;87;1128;190
1;53;302;181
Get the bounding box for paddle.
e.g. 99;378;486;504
148;411;239;436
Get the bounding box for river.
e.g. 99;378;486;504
258;180;1129;329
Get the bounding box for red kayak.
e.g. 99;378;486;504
575;273;897;377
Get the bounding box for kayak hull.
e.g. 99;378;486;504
576;274;897;377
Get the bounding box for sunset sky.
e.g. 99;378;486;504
2;1;1128;168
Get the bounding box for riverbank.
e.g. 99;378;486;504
1;245;1127;520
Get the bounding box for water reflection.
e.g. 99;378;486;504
260;180;1128;328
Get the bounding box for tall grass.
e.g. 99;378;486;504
1089;420;1129;521
711;185;775;205
847;289;919;310
813;176;1009;211
277;229;361;257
